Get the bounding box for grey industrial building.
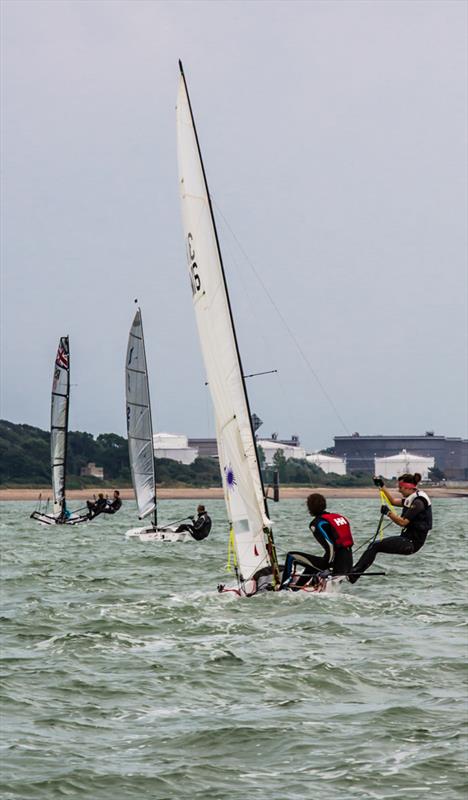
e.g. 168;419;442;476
188;433;301;461
333;432;468;479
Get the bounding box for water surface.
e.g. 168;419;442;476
1;498;467;799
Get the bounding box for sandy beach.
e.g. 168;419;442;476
1;486;466;501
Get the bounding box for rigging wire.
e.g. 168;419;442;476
217;223;297;437
212;198;350;435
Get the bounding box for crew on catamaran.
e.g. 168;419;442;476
87;490;122;519
348;473;432;584
102;490;122;515
280;493;354;589
86;493;108;519
176;505;212;541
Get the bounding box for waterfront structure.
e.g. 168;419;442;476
257;437;306;466
188;433;305;465
375;450;434;481
306;452;347;475
153;433;198;465
80;462;104;479
334;432;468;479
187;437;218;459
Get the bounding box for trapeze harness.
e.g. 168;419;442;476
400;490;432;548
350;489;432;583
280;512;354;589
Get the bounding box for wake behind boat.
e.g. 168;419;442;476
124;306;193;543
31;337;89;526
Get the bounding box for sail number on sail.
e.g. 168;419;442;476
187;233;201;294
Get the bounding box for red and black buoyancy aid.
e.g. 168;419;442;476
320;513;354;548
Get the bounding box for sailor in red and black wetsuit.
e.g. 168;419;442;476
279;493;354;589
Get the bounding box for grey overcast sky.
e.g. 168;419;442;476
1;0;466;451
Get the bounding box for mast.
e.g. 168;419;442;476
62;337;70;514
126;307;158;525
138;308;158;527
177;63;280;588
178;60;269;519
50;335;70;518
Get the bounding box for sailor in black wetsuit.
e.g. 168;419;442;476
176;505;212;541
349;473;432;583
101;490;122;515
280;493;354;589
86;493;108;519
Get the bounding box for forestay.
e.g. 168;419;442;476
126;309;157;520
51;336;70;516
176;63;277;588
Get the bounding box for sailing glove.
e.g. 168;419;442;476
380;505;390;516
373;477;384;487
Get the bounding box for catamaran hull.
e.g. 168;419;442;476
125;526;192;542
30;511;89;526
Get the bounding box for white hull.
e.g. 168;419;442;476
31;511;89;527
218;574;346;597
125;525;192;542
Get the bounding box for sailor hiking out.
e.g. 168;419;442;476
349;473;432;583
176;505;212;541
86;493;107;519
280;493;354;590
87;490;122;520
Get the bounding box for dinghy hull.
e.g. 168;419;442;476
218;574;346;597
125;526;192;542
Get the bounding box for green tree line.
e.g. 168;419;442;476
0;419;372;488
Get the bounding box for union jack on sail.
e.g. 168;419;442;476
55;338;69;370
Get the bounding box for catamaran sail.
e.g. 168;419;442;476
51;335;70;517
126;309;157;523
31;337;88;526
176;61;279;594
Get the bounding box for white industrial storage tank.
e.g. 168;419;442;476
257;439;306;466
306;453;347;475
374;449;434;480
153;433;198;465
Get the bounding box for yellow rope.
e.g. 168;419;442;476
225;526;237;572
378;489;394;539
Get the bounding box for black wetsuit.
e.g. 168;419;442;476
102;497;122;515
87;496;108;519
280;515;353;589
350;493;432;583
176;511;212;541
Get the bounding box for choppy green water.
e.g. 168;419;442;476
1;498;467;799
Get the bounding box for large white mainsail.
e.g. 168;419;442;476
125;309;157;522
176;62;279;591
51;336;70;517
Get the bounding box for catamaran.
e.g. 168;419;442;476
124;307;192;542
176;62;346;595
31;337;89;526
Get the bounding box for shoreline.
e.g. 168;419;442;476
1;486;466;501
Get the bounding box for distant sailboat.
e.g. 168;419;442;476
124;307;192;542
31;337;89;526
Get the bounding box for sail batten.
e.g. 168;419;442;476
176;65;277;587
125;309;157;521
